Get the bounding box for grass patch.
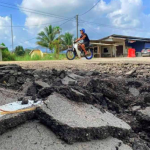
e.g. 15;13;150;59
15;53;66;61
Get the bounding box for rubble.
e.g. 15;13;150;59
129;88;140;97
138;107;150;122
21;97;29;105
0;64;150;149
34;81;50;88
125;68;136;77
62;76;75;85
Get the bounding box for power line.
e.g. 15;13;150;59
79;0;100;16
59;17;75;27
10;17;75;47
0;19;72;28
79;19;150;33
10;37;36;47
0;2;70;20
0;3;70;20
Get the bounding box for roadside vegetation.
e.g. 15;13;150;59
15;53;66;61
0;25;73;61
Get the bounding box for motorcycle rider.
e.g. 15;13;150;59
75;28;90;55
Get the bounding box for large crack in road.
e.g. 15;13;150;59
0;64;149;150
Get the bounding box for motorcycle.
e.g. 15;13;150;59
66;41;93;60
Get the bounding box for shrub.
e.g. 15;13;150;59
2;51;15;61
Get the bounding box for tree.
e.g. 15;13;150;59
52;38;65;59
25;48;32;55
0;43;15;61
37;25;61;52
0;43;8;52
14;46;25;56
62;32;74;48
37;25;63;58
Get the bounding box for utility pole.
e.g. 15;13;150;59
10;14;14;51
76;15;78;39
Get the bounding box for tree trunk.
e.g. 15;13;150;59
54;44;59;59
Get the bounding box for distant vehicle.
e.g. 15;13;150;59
66;41;93;60
141;48;150;57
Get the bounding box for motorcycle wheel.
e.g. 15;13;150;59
66;50;76;60
85;49;93;60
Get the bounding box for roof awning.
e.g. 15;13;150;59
91;42;118;46
0;45;6;49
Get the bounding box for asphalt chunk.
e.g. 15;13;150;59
36;93;131;143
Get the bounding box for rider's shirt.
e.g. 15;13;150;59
80;33;90;43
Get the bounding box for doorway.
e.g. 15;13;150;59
116;45;123;57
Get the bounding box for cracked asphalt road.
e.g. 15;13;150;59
0;121;132;150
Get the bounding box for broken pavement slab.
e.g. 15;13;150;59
0;122;133;150
125;68;136;77
61;73;83;85
0;100;42;135
37;93;131;143
129;88;140;97
68;73;84;80
0;88;20;105
35;81;50;88
61;76;76;85
137;107;150;122
0;110;35;135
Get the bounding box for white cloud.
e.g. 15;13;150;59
20;0;150;39
107;0;142;28
0;16;11;39
20;0;81;29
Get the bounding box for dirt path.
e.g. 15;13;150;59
1;57;150;70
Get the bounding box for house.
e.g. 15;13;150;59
29;49;44;58
90;34;150;57
0;45;6;61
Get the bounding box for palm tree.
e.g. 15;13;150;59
63;32;74;48
52;39;63;59
36;25;61;52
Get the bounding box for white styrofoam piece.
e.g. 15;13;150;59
0;100;42;112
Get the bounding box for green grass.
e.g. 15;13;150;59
15;53;66;61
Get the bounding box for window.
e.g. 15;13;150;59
104;48;108;53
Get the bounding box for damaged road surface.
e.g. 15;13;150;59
37;93;131;143
0;64;150;150
0;121;132;150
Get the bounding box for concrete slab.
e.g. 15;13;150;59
0;121;133;150
37;93;131;143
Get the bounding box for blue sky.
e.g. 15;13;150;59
1;0;150;50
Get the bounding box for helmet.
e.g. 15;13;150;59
80;28;85;33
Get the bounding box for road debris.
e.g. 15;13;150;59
0;64;150;150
